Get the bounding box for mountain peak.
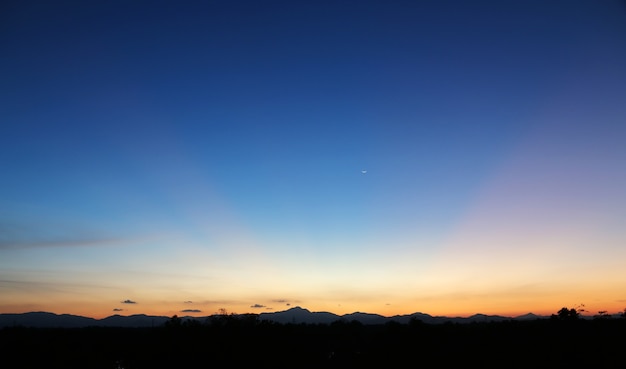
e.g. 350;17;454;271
286;306;310;312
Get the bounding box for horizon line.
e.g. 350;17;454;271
1;306;580;320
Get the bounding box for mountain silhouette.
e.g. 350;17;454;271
0;312;169;328
0;312;98;328
0;307;548;328
258;306;340;324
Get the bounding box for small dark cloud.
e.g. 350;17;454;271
250;304;266;309
286;303;291;306
181;309;202;313
121;299;137;304
113;308;124;312
184;301;193;304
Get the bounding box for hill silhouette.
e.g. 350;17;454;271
0;306;548;328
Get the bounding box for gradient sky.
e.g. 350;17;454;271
1;0;625;319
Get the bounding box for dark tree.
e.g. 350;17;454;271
553;307;580;320
164;314;182;328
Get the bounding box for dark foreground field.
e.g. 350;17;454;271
2;316;625;368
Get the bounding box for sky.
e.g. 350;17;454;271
1;0;625;319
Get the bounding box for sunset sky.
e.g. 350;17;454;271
1;0;625;319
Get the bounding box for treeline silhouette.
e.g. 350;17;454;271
2;309;625;369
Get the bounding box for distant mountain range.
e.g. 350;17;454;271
259;307;546;325
0;312;170;328
0;307;550;328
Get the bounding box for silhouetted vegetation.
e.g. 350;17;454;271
2;310;626;368
552;306;581;320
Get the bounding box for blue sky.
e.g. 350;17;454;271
1;0;625;317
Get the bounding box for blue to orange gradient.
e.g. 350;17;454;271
1;1;625;319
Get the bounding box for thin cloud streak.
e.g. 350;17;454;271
0;222;166;250
0;237;128;250
0;279;120;293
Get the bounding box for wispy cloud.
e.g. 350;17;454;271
273;299;293;306
0;236;125;250
0;219;149;251
250;304;266;309
181;309;202;313
113;308;124;311
0;279;119;293
184;301;193;304
121;299;137;304
0;222;131;250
